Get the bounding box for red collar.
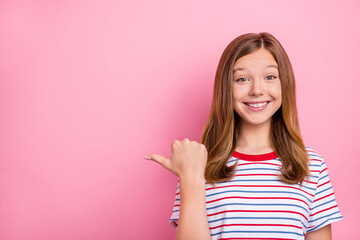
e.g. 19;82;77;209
232;150;277;161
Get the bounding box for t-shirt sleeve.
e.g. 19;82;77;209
306;154;344;233
169;180;180;229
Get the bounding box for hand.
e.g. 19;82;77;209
145;138;208;180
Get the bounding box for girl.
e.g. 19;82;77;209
145;32;343;240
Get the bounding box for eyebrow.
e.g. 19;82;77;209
233;64;278;73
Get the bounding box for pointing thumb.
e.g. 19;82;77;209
148;153;167;164
145;154;169;167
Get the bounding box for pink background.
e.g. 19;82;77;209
0;1;359;239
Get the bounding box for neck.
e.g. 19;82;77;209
235;119;273;154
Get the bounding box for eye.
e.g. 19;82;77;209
266;75;277;80
235;77;247;82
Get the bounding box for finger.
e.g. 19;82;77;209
172;139;180;152
146;154;169;167
144;155;152;160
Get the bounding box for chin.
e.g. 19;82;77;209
240;117;272;126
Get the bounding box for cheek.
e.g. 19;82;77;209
232;91;244;111
273;84;282;106
270;82;282;99
277;87;282;102
232;86;248;100
232;89;238;102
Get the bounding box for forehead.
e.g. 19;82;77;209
233;48;278;72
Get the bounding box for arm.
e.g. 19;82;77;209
305;224;332;240
146;138;211;240
176;176;211;240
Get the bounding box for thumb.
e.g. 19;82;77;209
145;154;169;167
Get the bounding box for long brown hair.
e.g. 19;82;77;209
200;32;310;186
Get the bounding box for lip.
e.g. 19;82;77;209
244;101;271;104
243;101;271;112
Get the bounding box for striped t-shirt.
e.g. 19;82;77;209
169;146;344;239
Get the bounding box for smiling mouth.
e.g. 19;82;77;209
244;101;270;108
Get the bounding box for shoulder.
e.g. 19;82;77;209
305;145;325;163
304;145;327;177
305;145;323;159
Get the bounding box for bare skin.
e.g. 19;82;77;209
233;48;333;239
145;48;332;239
305;224;332;240
145;137;332;240
145;138;211;240
232;48;281;155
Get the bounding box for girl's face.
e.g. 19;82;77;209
232;48;282;127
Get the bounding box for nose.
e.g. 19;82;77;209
249;79;264;96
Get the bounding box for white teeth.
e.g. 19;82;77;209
246;102;268;108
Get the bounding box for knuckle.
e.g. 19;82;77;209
172;140;179;149
200;144;208;152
